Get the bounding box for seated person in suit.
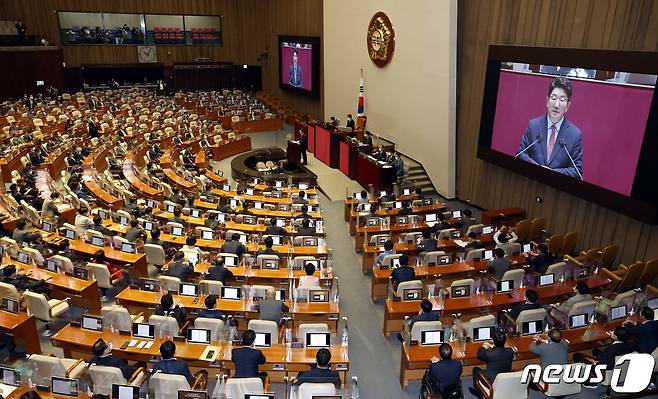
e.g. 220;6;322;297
154;292;186;326
430;213;451;235
171;189;186;207
168;208;186;225
361;130;373;146
529;328;568;369
265;218;287;236
74;207;94;233
292;348;341;389
295;191;309;205
509;289;542;320
345;114;355;130
91;215;111;236
256;236;279;257
624;306;658;354
298;263;320;287
221;233;246;258
391;254;416;288
574;326;636;372
2;265;46;292
553;281;591;315
197;295;224;320
426;343;463;398
206;258;233;285
231;329;267;378
41;192;61;219
166;251;194;282
469;331;515;399
488;248;512;280
526;243;554;275
375;240;396;265
182;235;206;259
463;232;484;251
410;299;440;329
460;209;476;232
398;202;412;215
257;287;290;325
356;190;369;204
12;219;40;244
146;228;171;254
153;341;203;385
296;218;316;236
417;230;437;253
92;250;126;284
90;338;145;380
124;219;145;242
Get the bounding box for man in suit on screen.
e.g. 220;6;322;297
288;48;303;88
516;77;583;179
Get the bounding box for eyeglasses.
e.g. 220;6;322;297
548;95;569;104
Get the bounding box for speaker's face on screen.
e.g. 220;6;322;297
546;87;571;124
293;51;298;65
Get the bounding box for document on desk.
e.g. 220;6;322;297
0;383;17;398
128;339;138;347
136;341;147;349
144;341;154;349
453;239;468;248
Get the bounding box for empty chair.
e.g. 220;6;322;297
298;323;329;345
466;223;484;236
514;308;548;334
369;234;391;245
380;253;402;268
640;258;658;286
527;217;546;242
297;382;336;399
499;269;525;288
250;285;274;299
503;242;521;256
602;261;644;292
194;317;225;341
437;228;457;240
247;319;280;344
410;320;443;342
199;280;223;296
466;314;496;338
88;364;147;396
600;244;620;269
513;219;531;242
224;377;263;399
474;371;528;399
144;244;166;273
545;234;564;256
557;231;579;257
544;262;567;281
0;282;20;300
423;251;448;265
396;280;423;298
401;232;423;244
150;372;204;399
566;300;598;325
256;255;280;268
450;278;476;295
466;248;486;261
148;315;180;337
21;247;44;266
28;354;87;386
23;291;70;336
101;305;144;332
158;275;182;293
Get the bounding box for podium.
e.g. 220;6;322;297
287;140;302;165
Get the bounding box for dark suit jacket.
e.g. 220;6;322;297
299;134;308;151
476;346;514;381
167;262;194;281
207;265;234;285
154;305;186;326
293;366;341;388
231;347;266;377
391;265;416;285
517;114;583;179
597;341;637;370
346;119;355;130
418;238;438;253
90;354;131;379
627;321;658;354
288;64;303;87
428;360;462;394
410;311;440;329
152;358;193;384
197;309;225;320
527;253;555;274
510;302;543;320
265;225;287;236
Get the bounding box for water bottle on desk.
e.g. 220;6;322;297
351;376;360;399
341;317;349;346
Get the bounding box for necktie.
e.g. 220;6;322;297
547;124;557;161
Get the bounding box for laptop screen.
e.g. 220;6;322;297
483;250;494;260
521;320;543;336
254;332;272;347
222;184;231;192
538;274;555;287
0;367;19;387
121;242;135;254
112;384;139;399
569;313;588;329
119;216;129;226
451;210;462;218
177;391;208;399
201;230;213;240
98;210;108;220
420;330;444;345
648;297;658;310
309;290;329;303
143;221;153;231
17;252;29;264
139;279;159;292
51;377;79;397
186;328;211;344
482;226;495;235
403;188;411;195
473;327;494;342
306;332;330;347
172;226;184;236
45;259;59;272
254;202;262;210
496;280;514;293
73;267;88;280
275;181;283;188
403;288;423;301
275;289;286;301
238;235;248;244
223;256;237;267
190;209;201;218
395;201;402;209
425;214;437;223
147;200;158;209
91;236;105;247
522;243;532;253
42;221;52;232
132;323;155;339
1;298;19;314
179;283;198;296
245;188;254;196
451;285;470;298
245;395;275;399
81;315;103;331
299;183;309;190
166;205;176;213
610;305;627;320
64;229;76;239
438;255;452;265
221;287;241;300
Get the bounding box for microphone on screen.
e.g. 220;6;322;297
559;138;583;180
515;135;543;158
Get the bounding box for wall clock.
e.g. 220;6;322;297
137;45;157;63
367;12;395;68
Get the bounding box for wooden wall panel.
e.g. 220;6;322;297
457;0;658;264
2;0;323;118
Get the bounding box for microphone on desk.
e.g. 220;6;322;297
559;139;583;180
515;135;543;158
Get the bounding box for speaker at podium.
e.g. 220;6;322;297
287;139;302;165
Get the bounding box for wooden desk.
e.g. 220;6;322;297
123;143;164;200
344;194;417;221
51;324;349;384
155;210;206;226
349;203;446;235
481;207;526;225
0;145;30;182
7;385;91;399
210;189;319;206
0;311;41;354
6;258;101;313
114;288;340;332
162;169;197;192
369;256;526;302
82;145;124;209
224;221;325;236
399;318;623;387
382;275;611;336
62;238;148;278
209;137;252;161
232;118;283;134
361;234;496;274
355;222;430;252
245;243;329;258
